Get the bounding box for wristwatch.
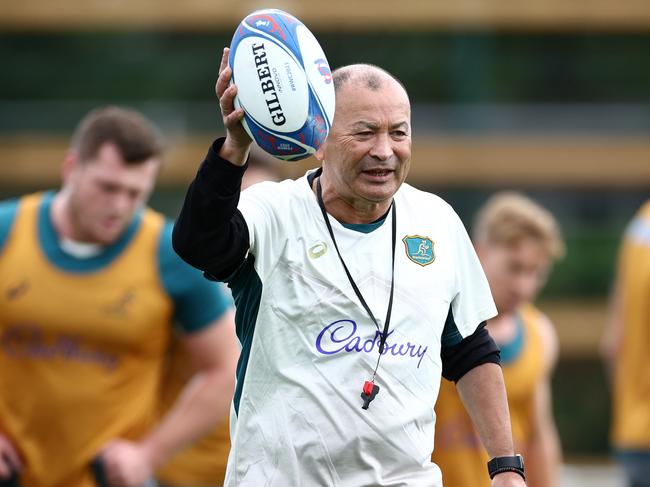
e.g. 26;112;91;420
487;454;525;480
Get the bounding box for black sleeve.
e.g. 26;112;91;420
440;322;501;383
172;137;251;281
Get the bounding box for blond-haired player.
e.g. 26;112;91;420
433;191;565;487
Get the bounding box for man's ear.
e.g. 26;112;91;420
315;141;327;162
61;150;79;185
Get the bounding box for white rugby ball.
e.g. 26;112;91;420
229;9;335;161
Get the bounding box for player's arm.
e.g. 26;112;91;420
101;311;239;487
173;48;254;281
142;310;238;464
524;314;561;487
441;322;526;486
600;278;622;384
456;363;526;486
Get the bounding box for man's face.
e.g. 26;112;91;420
64;142;159;244
316;78;412;207
478;238;552;315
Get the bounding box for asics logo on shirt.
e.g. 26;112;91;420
315;319;428;368
308;241;328;259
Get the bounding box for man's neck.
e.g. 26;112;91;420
50;190;83;242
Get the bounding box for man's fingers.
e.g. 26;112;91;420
218;47;230;76
224;108;245;128
215;65;233;100
219;83;238;117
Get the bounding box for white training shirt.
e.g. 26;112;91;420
224;171;497;487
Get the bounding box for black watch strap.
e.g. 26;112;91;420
487;454;525;480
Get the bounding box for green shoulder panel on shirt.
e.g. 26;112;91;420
158;221;233;333
441;307;464;348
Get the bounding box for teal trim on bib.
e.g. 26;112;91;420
499;316;525;364
0;198;19;252
38;191;141;274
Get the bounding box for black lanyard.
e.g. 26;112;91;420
316;177;396;381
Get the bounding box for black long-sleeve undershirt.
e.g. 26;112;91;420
172;137;251;280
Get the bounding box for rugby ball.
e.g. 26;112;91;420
229;9;335;161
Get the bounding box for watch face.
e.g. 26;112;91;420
516;454;525;468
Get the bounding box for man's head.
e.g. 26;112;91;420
315;64;411;217
473;192;565;314
61;106;163;245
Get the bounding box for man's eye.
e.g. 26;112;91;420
100;183;119;193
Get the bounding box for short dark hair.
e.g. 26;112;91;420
332;64;407;95
71;106;164;165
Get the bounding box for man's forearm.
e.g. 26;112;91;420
140;368;235;468
524;427;561;487
456;362;516;458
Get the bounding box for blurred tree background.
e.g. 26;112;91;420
1;0;649;459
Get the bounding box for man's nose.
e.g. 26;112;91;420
110;191;133;213
369;133;392;160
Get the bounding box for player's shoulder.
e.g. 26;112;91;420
398;183;454;209
156;217;222;290
523;303;559;371
240;173;313;213
243;175;304;197
0;197;21;252
397;183;460;226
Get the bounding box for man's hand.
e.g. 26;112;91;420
0;433;22;480
492;471;527;486
215;47;252;166
100;440;154;487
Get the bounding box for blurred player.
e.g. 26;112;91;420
156;155;279;487
0;106;239;487
433;192;565;487
601;200;650;487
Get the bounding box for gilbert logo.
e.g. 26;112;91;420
402;235;435;266
251;42;286;126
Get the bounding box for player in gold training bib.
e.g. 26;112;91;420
602;200;650;487
433;192;565;487
0;107;239;487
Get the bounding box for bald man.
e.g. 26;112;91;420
172;51;526;487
